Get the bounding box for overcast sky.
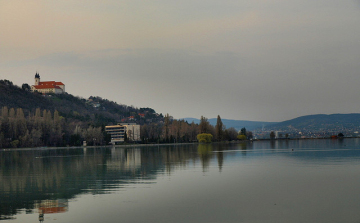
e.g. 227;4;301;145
1;0;360;122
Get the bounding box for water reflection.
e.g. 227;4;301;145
0;145;204;220
270;140;276;149
214;144;224;172
1;139;360;221
197;144;212;172
36;199;68;222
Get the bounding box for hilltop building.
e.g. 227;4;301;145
105;123;141;144
31;72;65;94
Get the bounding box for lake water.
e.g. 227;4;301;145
1;138;360;223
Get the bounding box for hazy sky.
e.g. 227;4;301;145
1;0;360;122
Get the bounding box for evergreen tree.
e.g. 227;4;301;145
215;115;224;141
240;127;247;136
270;131;276;140
164;113;170;142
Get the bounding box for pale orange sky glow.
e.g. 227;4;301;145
1;0;360;121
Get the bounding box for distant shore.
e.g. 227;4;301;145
2;137;358;152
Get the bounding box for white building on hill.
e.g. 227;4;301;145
31;72;65;94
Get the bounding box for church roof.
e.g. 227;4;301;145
33;85;62;90
39;81;64;86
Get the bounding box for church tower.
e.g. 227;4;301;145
35;72;40;86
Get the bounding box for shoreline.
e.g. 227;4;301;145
0;137;357;152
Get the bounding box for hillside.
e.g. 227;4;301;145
0;79;164;126
264;114;360;132
2;78;360;147
184;113;360;137
0;80;53;111
0;79;166;148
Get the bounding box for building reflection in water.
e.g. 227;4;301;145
0;144;244;220
2;142;356;222
36;199;68;222
108;148;141;171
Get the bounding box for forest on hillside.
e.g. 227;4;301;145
0;107;104;148
0;79;164;125
0;106;240;148
0;80;243;148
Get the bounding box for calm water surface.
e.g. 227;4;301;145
1;139;360;223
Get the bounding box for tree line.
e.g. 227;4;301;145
0;107;105;148
140;114;249;144
0;106;250;148
0;79;252;148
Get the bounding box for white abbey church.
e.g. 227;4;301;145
31;72;65;94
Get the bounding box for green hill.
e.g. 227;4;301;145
0;79;163;126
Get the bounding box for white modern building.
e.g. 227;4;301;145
105;123;140;144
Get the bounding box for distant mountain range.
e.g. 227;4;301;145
183;113;360;132
182;118;276;131
265;113;360;131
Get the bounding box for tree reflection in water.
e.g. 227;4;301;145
2;140;359;221
197;144;213;172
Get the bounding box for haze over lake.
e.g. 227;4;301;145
2;139;360;223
